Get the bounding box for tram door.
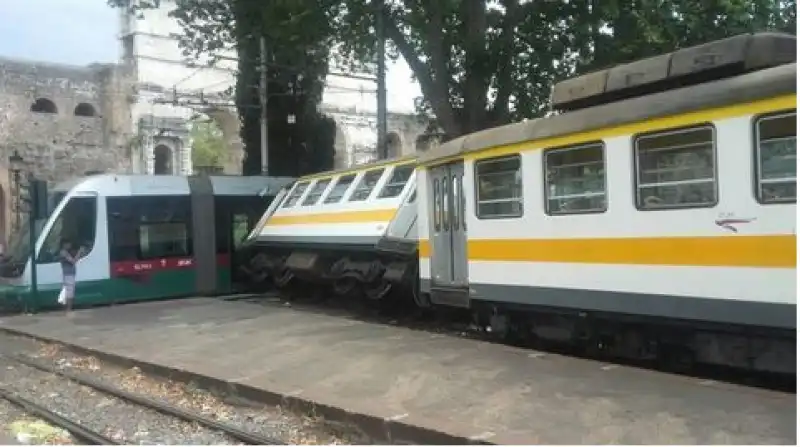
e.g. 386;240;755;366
428;161;469;308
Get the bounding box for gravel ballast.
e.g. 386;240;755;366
0;334;369;445
0;358;240;445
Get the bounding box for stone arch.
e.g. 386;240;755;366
333;123;348;169
198;108;244;175
386;132;402;158
154;144;173;174
31;98;57;114
74;103;97;117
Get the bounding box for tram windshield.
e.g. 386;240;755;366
0;191;69;277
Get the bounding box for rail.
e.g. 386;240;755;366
0;387;119;445
6;354;286;445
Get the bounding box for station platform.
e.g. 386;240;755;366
0;297;794;445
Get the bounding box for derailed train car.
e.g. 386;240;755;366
246;156;422;304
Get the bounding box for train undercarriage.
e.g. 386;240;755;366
242;243;420;312
470;301;796;376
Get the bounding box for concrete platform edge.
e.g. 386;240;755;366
0;326;492;445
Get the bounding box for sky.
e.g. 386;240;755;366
0;0;120;65
0;0;421;112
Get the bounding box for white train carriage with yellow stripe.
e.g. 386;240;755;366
416;32;796;373
251;156;420;300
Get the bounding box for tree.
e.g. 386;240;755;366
112;0;797;145
563;0;797;74
231;0;338;176
110;0;338;176
333;0;574;138
189;119;225;169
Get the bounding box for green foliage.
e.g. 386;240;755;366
110;0;796;144
189;119;225;168
331;0;795;137
564;0;797;74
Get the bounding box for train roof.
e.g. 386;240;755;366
296;154;418;182
52;174;295;197
551;32;796;111
420;60;796;166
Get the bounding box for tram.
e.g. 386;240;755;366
0;173;293;311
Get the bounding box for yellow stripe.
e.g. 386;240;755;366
418;235;796;268
267;209;398;226
421;95;797;167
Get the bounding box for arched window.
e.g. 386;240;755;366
154;145;173;175
30;98;57;114
74;103;97;117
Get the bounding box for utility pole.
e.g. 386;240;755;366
259;35;269;175
375;0;388;160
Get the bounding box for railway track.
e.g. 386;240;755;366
0;387;116;444
0;353;286;445
225;292;797;394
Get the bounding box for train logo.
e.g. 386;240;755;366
714;217;756;233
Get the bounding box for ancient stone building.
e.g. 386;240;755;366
0;0;437;245
121;0;435;173
0;57;134;242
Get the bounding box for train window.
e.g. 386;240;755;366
441;176;449;229
37;196;98;264
544;142;606;215
302;179;331;206
377;164;414;198
232;214;250;248
137;196;192;259
475;155;523;218
324;174;356;204
281;182;309;208
755;111;797;204
349;169;385;202
452;174;459;230
406;189;417;204
634;125;716;210
433;179;440;231
107;196;193;262
139;222;190;259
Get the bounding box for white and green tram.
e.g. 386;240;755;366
0;173;293;311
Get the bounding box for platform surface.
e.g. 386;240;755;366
0;298;794;445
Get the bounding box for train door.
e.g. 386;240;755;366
189;176;217;295
34;192;107;306
429;161;469;308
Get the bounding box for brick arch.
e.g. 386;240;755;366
74;103;97;117
31;98;57;114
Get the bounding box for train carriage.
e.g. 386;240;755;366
0;173;293;311
248;156;420;302
417;32;797;374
